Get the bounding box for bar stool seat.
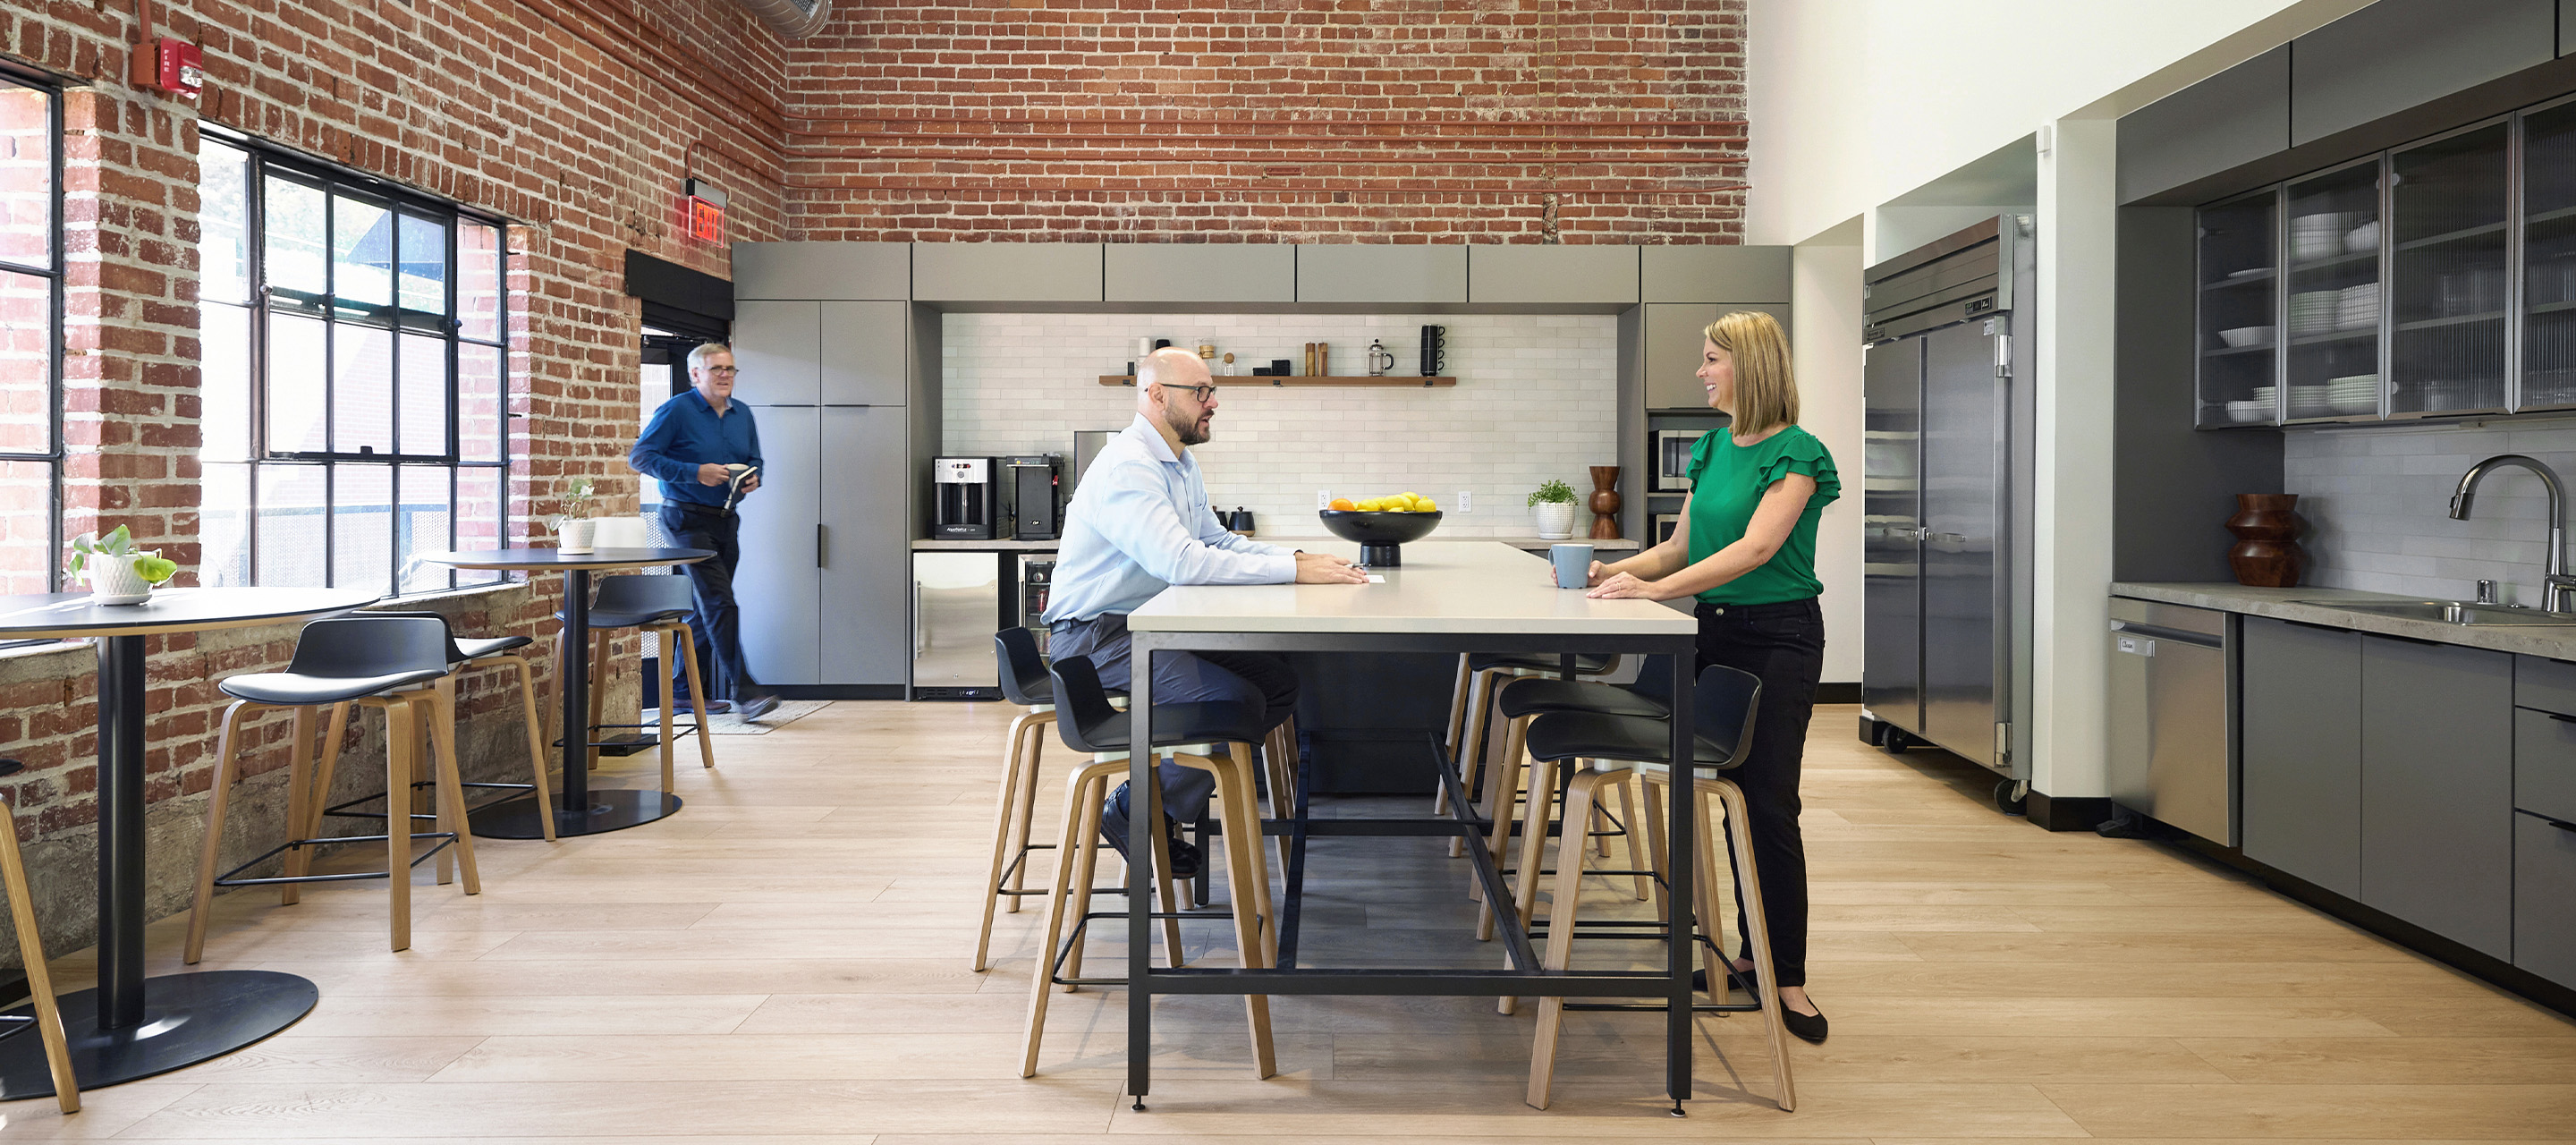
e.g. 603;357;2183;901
453;634;533;660
0;759;79;1114
1467;651;1614;675
1498;677;1671;722
220;668;446;707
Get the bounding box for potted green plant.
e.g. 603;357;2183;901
66;525;178;605
550;477;599;554
1529;479;1579;540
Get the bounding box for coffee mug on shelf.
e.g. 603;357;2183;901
1419;325;1445;377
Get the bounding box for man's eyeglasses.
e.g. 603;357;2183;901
1175;384;1216;402
702;367;740;376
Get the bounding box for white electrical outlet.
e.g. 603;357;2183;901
1317;490;1331;510
1457;490;1473;513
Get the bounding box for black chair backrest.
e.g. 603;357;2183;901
995;628;1051;708
363;610;470;663
591;573;695;615
1695;664;1763;768
1623;654;1677;705
286;615;453;680
1046;654;1123;753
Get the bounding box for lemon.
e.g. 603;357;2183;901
1417;499;1437;513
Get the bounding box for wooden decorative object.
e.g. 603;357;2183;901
2225;493;2304;588
1588;465;1623;540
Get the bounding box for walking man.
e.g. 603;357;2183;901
631;342;781;721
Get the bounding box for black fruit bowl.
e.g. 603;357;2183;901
1318;510;1442;566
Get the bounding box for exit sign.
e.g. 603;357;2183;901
683;178;726;244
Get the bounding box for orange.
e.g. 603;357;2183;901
1328;497;1356;512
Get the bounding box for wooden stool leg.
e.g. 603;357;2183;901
1525;767;1614;1110
1640;776;1672;924
976;708;1043;971
383;699;416;953
1224;743;1279;965
184;700;257;965
0;790;76;1113
586;631;609;772
1448;669;1497;856
306;701;352;847
674;623;716;770
1059;771;1111;990
1489;751;1558;966
1616;772;1652;901
430;678;457;886
1021;765;1104;1076
1691;790;1728;1002
1591;800;1614;859
1436;653;1471;815
504;655;558;843
279;705;317;906
1470;713;1530;905
1192;749;1276;1079
1713;779;1796;1111
1140;765;1188;969
1004;714;1048;912
653;631;677;795
1261;722;1295;873
427;688;481;896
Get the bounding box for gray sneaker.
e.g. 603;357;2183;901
733;693;781;722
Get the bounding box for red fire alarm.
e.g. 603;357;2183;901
129;37;203;101
684;178;727;244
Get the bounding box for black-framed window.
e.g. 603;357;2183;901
197;134;511;594
0;73;61;598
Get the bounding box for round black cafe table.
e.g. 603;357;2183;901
421;548;712;840
0;587;379;1100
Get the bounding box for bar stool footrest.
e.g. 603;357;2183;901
212;831;459;888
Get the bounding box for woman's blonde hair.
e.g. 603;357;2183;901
1706;310;1797;438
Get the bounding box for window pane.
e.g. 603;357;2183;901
333;193;392;311
254;462;326;586
267;312;326;453
397;212;445;316
265;175;326;298
199;461;250;587
0;268;48;454
459;341;500;462
454;465;503;585
396;465;451;594
333;463;391;592
0;84;51;272
199;301;250;461
459;220;501;343
199;141;250;304
0;459;50;594
335;324;392;455
398;332;446;456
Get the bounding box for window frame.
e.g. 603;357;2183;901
0;68;64;604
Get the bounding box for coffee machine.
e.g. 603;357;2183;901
1004;454;1060;540
932;456;999;539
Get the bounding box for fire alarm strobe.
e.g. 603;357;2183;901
130;37;203;100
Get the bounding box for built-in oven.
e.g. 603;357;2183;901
1649;428;1703;493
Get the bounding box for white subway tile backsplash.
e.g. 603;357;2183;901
2286;420;2576;602
940;312;1622;538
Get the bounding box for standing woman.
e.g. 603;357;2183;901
1581;310;1835;1043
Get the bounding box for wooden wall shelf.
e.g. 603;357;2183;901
1098;375;1457;387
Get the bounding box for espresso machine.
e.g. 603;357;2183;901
1004;454;1061;540
932;456;999;539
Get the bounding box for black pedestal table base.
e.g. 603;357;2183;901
470;788;682;839
0;971;318;1099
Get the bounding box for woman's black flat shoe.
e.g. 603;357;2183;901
1781;1005;1827;1044
1687;965;1760;1003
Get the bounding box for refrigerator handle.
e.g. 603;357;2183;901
817;524;826;569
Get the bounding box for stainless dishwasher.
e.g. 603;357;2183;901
2107;598;2235;845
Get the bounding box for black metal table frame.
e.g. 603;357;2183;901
1125;628;1699;1112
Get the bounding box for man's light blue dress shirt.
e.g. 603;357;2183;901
1040;414;1293;624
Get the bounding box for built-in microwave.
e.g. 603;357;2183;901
1649;428;1704;493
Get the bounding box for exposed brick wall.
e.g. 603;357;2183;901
781;0;1750;242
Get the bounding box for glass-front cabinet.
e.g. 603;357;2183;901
2390;121;2510;418
2524;98;2576;410
2196;191;2280;429
2284;159;2383;422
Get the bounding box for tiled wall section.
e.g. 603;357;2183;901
2284;420;2576;603
942;313;1620;538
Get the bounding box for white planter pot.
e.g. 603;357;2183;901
85;554;154;605
1533;502;1577;540
558;518;598;555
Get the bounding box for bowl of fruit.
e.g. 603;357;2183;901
1319;493;1443;566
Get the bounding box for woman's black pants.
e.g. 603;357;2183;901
1693;597;1826;989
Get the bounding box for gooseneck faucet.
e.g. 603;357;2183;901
2450;454;2576;611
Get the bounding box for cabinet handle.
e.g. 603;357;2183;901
817;524;826;569
2543;815;2576;835
2543;711;2576;726
2278;618;2354;634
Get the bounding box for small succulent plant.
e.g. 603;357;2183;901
547;476;597;530
67;525;177;585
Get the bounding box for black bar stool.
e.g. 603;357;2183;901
1517;663;1796;1111
976;628;1088;971
1476;655;1674;950
0;759;77;1114
559;574;716;795
1442;652;1616;858
185;615;475;963
1021;654;1277;1080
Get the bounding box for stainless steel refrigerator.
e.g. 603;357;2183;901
1860;216;2036;785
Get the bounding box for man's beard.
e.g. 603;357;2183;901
1166;407;1211;446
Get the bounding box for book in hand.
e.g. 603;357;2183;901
723;464;758;513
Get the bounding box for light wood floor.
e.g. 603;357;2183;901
7;700;2575;1141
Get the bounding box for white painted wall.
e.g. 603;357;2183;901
1792;237;1867;684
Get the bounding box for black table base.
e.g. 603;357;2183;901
469;788;682;840
0;970;317;1099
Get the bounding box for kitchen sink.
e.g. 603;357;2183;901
2291;599;2576;625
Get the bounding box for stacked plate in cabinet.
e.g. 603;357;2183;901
2336;282;2381;330
2289;374;2379;418
2292;212;2359;261
2290;290;2342;336
2223;386;2280;425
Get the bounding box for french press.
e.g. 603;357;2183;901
1366;339;1394;377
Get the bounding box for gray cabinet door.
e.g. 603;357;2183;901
2117;46;2289;204
1640;246;1791;303
1105;244;1294;303
2360;635;2513;958
732;242;910;301
818;406;912;686
912;242;1102;302
1468;245;1638;304
818;301;909;406
2515;810;2576;987
1296;245;1468;303
1644;303;1792;411
733;406;821;686
730;301;820;407
2290;0;2554;146
2240;617;2363;897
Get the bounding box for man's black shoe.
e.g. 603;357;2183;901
733;693;782;722
1099;793;1202;879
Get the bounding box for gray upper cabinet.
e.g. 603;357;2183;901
1296;245;1469;304
2290;0;2555;146
913;242;1103;302
1643;302;1789;411
1640;246;1791;303
2239;616;2363;898
2359;635;2513;958
2118;46;2289;204
732;242;910;301
2565;0;2576;55
730;301;821;406
818;301;909;406
1104;244;1294;303
1469;245;1638;305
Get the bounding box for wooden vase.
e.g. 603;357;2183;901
2225;493;2304;588
1589;465;1623;540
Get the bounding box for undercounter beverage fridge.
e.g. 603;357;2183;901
1859;215;2037;791
911;551;1003;699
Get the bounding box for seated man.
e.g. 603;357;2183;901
1043;347;1367;868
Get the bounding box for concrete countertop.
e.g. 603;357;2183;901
1133;540;1693;635
2113;581;2576;661
911;535;1640;553
912;539;1062;551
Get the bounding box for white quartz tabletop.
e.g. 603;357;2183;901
1129;540;1695;635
